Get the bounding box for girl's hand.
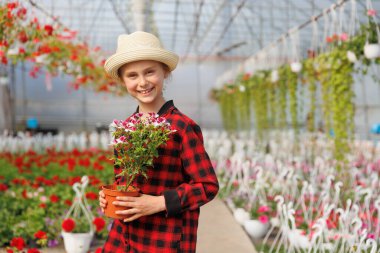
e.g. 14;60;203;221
98;190;107;213
113;194;166;222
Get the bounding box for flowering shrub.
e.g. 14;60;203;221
109;113;175;191
0;149;114;248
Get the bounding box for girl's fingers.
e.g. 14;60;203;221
112;201;135;207
123;213;141;223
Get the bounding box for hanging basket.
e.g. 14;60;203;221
61;176;95;253
364;0;380;59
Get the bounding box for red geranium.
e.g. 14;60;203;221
95;247;103;253
34;230;47;239
50;194;60;203
62;218;75;232
10;237;25;250
85;192;98;200
27;249;41;253
93;217;106;232
0;183;8;191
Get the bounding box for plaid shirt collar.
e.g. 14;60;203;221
135;100;174;116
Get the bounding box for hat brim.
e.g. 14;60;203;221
104;48;179;82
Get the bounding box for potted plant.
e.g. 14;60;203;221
61;218;94;253
61;178;97;253
102;112;175;219
243;204;271;239
364;13;380;59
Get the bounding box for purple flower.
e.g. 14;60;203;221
48;239;59;247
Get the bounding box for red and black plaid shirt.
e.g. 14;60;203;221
102;100;219;253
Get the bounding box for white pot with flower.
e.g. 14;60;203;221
364;9;380;59
243;205;271;239
61;176;106;253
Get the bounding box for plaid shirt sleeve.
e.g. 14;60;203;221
163;118;219;217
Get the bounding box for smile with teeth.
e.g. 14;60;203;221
138;87;154;94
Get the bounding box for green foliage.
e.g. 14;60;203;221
111;113;175;191
303;58;317;132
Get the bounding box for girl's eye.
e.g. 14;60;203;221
127;74;137;78
147;70;154;75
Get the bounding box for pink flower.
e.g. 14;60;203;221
257;205;270;213
258;215;269;224
368;233;375;239
340;33;348;42
367;9;377;16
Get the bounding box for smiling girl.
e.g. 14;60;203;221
99;31;219;253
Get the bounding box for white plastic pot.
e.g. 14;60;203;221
364;43;380;59
62;231;94;253
290;62;302;73
233;208;250;225
346;50;358;63
271;70;279;82
243;219;270;239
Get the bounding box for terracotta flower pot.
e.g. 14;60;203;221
102;185;140;219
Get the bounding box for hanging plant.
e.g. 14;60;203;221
0;1;125;95
267;75;277;129
219;84;239;132
286;65;299;134
303;58;317;132
277;66;288;130
236;73;252;131
315;53;333;135
250;71;269;140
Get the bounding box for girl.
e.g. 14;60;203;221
99;31;219;253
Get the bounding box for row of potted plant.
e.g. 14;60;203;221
204;130;380;252
0;1;125;95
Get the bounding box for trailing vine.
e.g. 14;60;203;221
219;84;239;132
250;71;269;140
303;58;317;132
277;66;288;130
236;74;252;131
286;66;299;134
315;53;333;135
267;76;277;129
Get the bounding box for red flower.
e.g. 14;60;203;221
95;247;103;253
0;183;8;191
7;2;18;10
50;194;60;203
44;25;54;36
18;31;28;43
39;203;47;208
79;158;90;167
21;189;28;199
34;230;47;239
86;192;98;200
6;249;14;253
64;199;73;206
10;237;25;250
62;218;75;232
27;249;41;253
16;7;27;19
93;217;106;232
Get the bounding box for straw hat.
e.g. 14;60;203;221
104;31;179;82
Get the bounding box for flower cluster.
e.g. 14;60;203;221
62;217;106;233
109;113;175;191
0;1;124;95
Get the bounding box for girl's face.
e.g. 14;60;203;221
119;60;169;108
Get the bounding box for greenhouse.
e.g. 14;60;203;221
1;0;380;252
